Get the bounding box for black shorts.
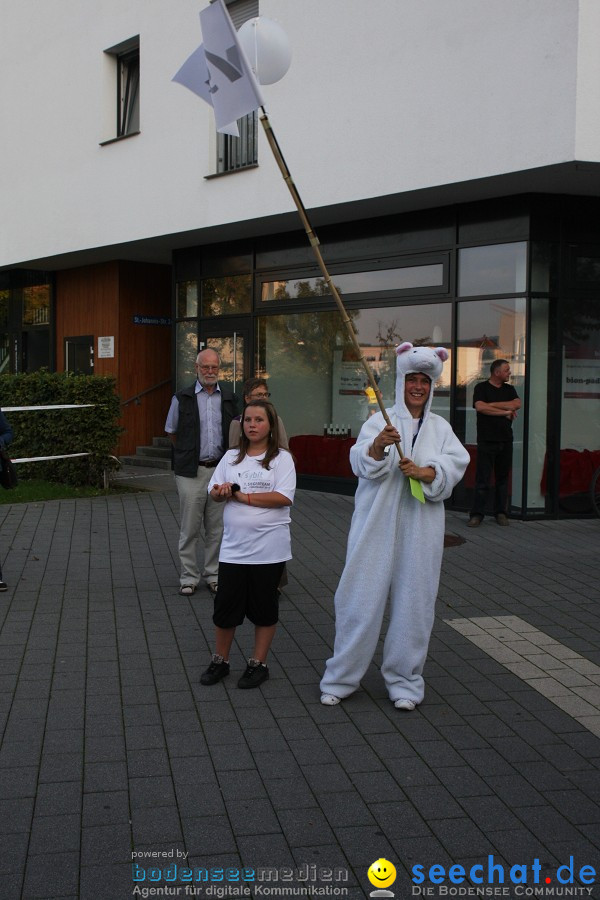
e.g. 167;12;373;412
213;561;285;628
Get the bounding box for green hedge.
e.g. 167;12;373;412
0;371;122;486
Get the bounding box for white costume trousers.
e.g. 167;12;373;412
320;407;468;705
175;466;224;586
320;476;444;704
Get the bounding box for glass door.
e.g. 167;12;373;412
0;334;16;374
65;336;94;374
201;320;250;400
0;283;52;374
454;298;526;515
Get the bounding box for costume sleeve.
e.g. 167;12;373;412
420;423;470;502
272;450;296;503
349;413;396;481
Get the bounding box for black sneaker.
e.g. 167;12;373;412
200;654;230;686
238;658;269;689
0;580;7;592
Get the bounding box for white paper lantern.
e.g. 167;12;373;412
238;17;292;85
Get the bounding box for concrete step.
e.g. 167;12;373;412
119;455;172;470
136;444;171;459
153;436;171;449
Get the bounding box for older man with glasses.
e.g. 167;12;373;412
165;349;239;596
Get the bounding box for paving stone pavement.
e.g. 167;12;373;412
1;477;600;900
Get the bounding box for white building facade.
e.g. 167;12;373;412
1;0;599;515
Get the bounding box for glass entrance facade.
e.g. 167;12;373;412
256;303;453;440
0;271;53;374
557;250;600;514
454;295;526;514
173;197;600;517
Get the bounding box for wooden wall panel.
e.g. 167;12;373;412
55;260;172;456
55;262;120;375
117;262;171;456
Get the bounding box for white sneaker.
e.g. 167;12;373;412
320;693;341;706
394;698;416;711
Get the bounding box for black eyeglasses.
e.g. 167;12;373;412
248;392;271;399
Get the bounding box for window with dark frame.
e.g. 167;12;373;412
103;36;140;142
216;0;259;174
217;111;258;173
117;46;140;137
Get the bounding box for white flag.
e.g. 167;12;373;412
200;0;264;130
172;44;212;106
172;44;240;135
173;0;264;135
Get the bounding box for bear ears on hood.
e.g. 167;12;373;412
395;342;448;381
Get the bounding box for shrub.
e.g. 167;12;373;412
0;371;122;486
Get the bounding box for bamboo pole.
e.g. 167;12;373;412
259;109;405;461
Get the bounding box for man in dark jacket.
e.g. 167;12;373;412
165;349;238;595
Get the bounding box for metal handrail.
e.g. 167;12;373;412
2;404;121;488
121;379;171;408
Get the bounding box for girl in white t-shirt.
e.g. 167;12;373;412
202;400;296;690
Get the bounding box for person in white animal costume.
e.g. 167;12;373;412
320;342;469;710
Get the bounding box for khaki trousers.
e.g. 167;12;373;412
175;466;224;587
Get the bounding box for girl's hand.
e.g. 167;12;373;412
210;482;233;502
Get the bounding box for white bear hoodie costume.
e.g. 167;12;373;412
320;343;469;705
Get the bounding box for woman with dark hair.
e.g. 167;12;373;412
202;400;296;689
228;377;289;450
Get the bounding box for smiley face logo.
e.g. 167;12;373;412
367;858;397;889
